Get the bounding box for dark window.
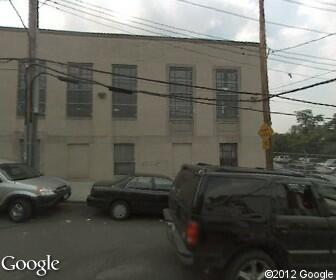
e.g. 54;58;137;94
126;177;152;190
67;63;93;117
169;67;193;120
173;167;200;208
316;183;336;216
272;182;319;216
112;65;137;118
154;177;173;191
220;143;238;166
114;144;135;175
216;69;239;120
203;176;269;216
17;60;47;116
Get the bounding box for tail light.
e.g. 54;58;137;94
186;220;200;247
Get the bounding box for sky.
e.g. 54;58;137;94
0;0;335;133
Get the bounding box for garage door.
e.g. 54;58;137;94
172;143;192;176
68;144;89;179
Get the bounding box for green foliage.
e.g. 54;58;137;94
272;110;336;155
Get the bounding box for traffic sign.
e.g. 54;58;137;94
258;123;273;140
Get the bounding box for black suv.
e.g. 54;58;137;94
164;164;336;279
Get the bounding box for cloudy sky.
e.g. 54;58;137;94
0;0;335;133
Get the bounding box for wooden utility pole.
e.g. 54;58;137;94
25;0;39;168
259;0;273;169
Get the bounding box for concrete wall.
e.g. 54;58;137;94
0;27;265;180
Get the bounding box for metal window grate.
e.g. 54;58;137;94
216;69;239;120
66;63;93;117
114;144;135;175
169;67;193;120
220;143;238;167
112;65;137;118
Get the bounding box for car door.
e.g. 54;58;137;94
270;180;333;269
314;182;336;268
124;176;158;214
152;177;173;213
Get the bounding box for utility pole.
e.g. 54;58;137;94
258;0;273;169
25;0;39;168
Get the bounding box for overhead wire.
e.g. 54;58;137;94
47;0;335;80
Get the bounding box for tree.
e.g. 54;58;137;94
272;110;336;156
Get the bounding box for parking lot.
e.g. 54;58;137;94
0;203;201;280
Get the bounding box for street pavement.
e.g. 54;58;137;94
0;203;201;280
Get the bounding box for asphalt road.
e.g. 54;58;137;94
0;203;201;280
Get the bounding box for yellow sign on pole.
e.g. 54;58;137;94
258;123;273;150
258;123;273;140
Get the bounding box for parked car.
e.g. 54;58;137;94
87;173;173;220
316;159;336;174
164;164;336;279
273;155;291;163
0;161;71;222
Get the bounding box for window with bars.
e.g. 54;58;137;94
112;65;137;118
114;144;135;175
220;143;238;167
216;69;239;120
17;60;47;116
169;67;193;120
67;63;93;118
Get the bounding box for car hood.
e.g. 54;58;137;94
15;176;68;191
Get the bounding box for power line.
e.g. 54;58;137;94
270;69;336;91
8;0;30;38
62;0;336;67
176;0;330;35
279;0;336;13
2;57;336;109
271;53;336;68
47;0;332;79
277;50;336;63
271;33;336;53
35;58;336;108
271;78;336;101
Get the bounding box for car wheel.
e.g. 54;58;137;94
8;198;33;223
62;192;71;201
110;201;130;220
223;250;276;280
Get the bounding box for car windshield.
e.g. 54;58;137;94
0;164;41;180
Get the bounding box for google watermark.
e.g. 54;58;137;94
1;255;60;277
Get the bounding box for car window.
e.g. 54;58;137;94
316;183;336;216
153;177;172;191
126;177;153;190
272;182;319;216
202;176;269;217
0;164;41;180
173;168;201;209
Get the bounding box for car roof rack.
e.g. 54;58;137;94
192;163;305;177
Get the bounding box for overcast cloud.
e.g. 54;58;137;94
0;0;335;133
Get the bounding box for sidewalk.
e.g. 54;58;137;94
68;181;94;202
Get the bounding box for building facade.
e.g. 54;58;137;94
0;27;265;180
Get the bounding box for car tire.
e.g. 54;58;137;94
8;198;33;223
110;201;130;220
223;250;276;280
62;192;71;201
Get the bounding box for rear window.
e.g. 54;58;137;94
173;168;201;208
202;176;269;216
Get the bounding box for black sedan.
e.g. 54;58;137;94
86;174;173;220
